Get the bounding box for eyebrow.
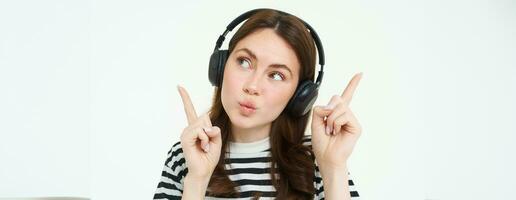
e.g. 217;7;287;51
235;48;293;77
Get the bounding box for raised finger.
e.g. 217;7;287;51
177;85;198;124
200;113;213;128
341;72;363;105
325;95;341;110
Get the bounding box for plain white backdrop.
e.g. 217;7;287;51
1;0;515;199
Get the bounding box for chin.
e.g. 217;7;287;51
228;108;284;130
227;109;258;129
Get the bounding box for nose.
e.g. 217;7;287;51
242;72;261;96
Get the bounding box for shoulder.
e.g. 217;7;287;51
167;140;183;156
162;141;188;185
154;141;187;198
164;141;186;171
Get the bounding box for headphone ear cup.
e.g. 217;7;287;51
208;50;229;86
286;81;319;117
217;50;229;86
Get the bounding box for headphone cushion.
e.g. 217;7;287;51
286;81;319;117
208;50;229;86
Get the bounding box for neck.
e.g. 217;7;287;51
231;123;271;143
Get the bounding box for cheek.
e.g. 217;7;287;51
221;67;243;105
265;83;297;108
222;68;243;93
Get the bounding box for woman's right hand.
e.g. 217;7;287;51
177;85;222;180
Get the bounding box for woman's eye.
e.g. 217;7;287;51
270;72;285;81
238;57;251;69
237;57;284;81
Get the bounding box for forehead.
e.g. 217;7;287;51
233;28;300;73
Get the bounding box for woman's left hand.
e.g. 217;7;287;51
311;72;363;170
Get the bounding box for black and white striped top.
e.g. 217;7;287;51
154;134;360;199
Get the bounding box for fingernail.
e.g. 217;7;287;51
325;126;331;135
204;127;212;132
203;143;210;152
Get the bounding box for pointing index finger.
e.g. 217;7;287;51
177;85;198;124
341;72;363;105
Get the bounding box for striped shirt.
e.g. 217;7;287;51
154;134;360;199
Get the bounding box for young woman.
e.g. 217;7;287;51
154;8;363;200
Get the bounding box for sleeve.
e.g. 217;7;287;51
153;141;188;200
347;172;361;199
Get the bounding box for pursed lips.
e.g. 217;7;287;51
238;100;257;110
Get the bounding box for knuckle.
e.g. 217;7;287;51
181;126;190;136
192;126;199;132
335;117;343;124
180;128;190;140
199;134;208;141
327;115;336;123
213;126;221;132
335;104;346;112
197;127;206;134
342;104;349;110
334;95;343;103
356;125;362;135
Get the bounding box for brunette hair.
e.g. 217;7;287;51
206;9;317;199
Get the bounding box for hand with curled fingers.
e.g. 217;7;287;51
311;73;363;171
177;85;222;180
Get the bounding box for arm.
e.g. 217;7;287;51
319;166;351;200
182;175;210;200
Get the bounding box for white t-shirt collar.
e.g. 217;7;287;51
228;136;270;153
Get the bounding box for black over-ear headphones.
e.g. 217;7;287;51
208;8;325;117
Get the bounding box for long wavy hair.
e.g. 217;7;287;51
206;9;317;199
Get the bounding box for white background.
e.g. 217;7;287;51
1;0;515;199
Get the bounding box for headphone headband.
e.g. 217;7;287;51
213;8;325;85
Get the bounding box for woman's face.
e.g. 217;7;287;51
221;28;300;130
